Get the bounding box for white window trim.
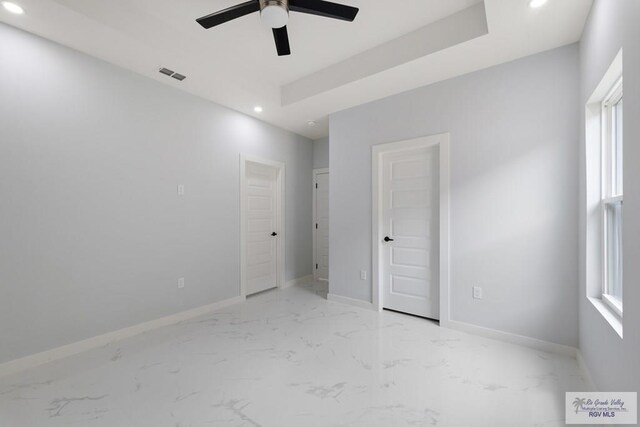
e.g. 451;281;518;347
601;78;623;198
584;48;623;338
602;195;623;205
602;293;623;318
600;77;623;317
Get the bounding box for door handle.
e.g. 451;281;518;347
384;236;394;242
271;232;278;237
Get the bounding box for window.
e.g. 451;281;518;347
601;78;623;317
585;50;623;336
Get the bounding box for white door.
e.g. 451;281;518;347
315;172;330;281
245;161;278;295
381;145;439;319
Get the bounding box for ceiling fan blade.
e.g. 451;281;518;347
196;0;260;29
272;26;291;56
289;0;359;22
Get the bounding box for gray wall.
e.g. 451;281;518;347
329;44;580;347
579;0;640;390
0;23;313;364
313;137;329;169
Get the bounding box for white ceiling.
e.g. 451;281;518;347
0;0;592;139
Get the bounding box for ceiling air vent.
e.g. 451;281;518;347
158;67;186;82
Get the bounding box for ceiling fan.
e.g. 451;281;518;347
196;0;359;56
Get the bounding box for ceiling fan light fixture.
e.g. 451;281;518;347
196;0;359;56
260;0;289;29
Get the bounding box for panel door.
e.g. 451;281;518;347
381;146;439;319
246;162;278;295
315;172;330;281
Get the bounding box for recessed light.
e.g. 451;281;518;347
529;0;548;8
307;120;317;127
2;1;24;14
254;106;263;113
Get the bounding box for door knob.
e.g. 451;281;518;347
271;232;278;237
384;236;394;242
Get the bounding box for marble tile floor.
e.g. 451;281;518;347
0;281;587;427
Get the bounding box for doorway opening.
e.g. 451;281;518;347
313;168;330;282
372;134;450;322
240;154;285;297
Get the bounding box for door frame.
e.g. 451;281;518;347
240;154;286;297
371;133;451;325
312;168;330;281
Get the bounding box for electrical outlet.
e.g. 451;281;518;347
178;277;185;289
473;286;483;299
360;270;367;280
177;185;185;196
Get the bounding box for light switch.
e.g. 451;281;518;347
178;278;185;289
177;185;185;196
473;286;483;299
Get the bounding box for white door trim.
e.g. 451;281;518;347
371;133;451;326
313;168;330;281
240;154;286;297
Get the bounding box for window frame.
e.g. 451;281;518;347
600;77;623;317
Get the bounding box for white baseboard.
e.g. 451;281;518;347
445;319;577;358
576;350;598;391
327;293;376;311
326;294;580;360
283;275;314;288
0;295;245;379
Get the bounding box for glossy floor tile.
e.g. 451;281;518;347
0;282;587;426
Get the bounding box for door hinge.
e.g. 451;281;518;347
315;183;318;189
316;264;318;269
316;223;318;229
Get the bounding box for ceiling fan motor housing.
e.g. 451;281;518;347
259;0;290;29
196;0;359;56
